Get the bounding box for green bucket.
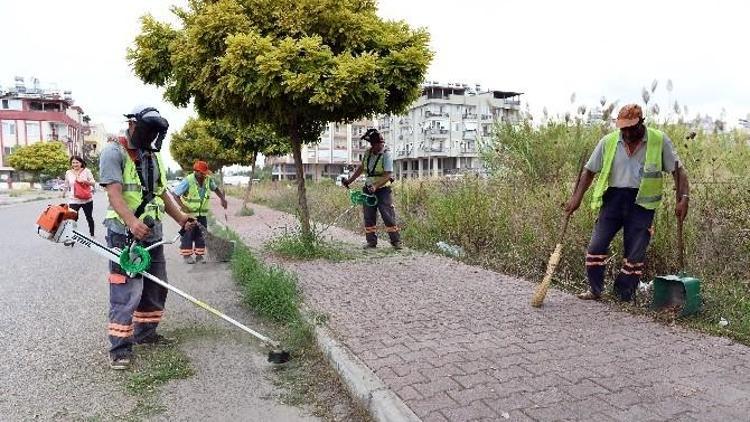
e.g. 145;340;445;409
651;272;702;317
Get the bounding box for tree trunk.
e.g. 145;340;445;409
242;151;258;209
290;129;312;239
216;167;225;190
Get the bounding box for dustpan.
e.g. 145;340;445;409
198;222;235;262
651;215;702;317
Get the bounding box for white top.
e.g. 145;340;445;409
64;168;95;204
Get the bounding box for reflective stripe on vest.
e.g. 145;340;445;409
104;145;168;222
182;173;211;216
590;127;664;211
362;149;391;187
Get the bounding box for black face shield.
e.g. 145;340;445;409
360;128;382;144
125;107;169;152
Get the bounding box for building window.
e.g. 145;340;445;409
26;122;41;142
1;100;8;109
2;121;16;137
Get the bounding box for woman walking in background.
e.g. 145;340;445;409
63;155;96;236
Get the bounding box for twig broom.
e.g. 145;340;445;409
531;152;587;308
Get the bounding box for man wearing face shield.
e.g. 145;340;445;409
564;104;690;302
98;106;196;370
342;128;402;250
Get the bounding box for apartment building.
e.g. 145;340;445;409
378;82;522;178
0;77;87;171
268;119;374;181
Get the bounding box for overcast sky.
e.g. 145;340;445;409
2;0;748;169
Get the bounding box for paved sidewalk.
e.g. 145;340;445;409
217;197;750;422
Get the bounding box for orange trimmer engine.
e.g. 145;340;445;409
36;204;78;238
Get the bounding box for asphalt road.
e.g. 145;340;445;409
0;194;317;421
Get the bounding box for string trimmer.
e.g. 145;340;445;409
315;189;377;236
35;204;290;364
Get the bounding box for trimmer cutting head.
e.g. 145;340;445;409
268;349;291;364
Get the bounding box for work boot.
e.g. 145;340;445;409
362;243;377;249
391;242;402;251
109;355;131;370
138;333;177;346
184;255;195;264
577;290;601;301
195;255;205;264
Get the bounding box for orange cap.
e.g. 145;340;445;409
616;104;643;129
193;160;212;175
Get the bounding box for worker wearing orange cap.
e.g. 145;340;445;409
171;160;228;263
564;104;690;302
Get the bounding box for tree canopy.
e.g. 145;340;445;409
129;0;432;235
170;117;289;171
170;117;243;171
8;142;69;182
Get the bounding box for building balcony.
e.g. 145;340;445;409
462;130;477;141
462;113;478;120
480;114;494;120
425;111;449;118
423;128;449;136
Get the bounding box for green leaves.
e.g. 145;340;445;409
129;0;432;134
170;117;289;171
7;142;69;181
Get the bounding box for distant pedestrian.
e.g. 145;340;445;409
342;129;401;250
564;104;690;301
63;155;96;236
171;160;228;263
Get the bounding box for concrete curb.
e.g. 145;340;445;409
312;324;421;422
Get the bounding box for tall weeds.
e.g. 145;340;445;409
246;122;750;342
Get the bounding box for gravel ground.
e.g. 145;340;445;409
0;194;319;421
217;195;750;422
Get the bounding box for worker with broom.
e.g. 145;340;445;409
564;104;690;302
170;160;228;264
342;128;401;250
99;106;196;370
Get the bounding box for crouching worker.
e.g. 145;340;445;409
564;104;689;302
99;106;196;370
342;128;401;250
170;160;228;264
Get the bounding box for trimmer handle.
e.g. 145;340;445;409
143;215;156;229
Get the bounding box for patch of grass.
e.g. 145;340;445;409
112;337;195;421
236;205;255;216
267;230;353;262
216;225;368;420
231;241;301;324
126;344;194;395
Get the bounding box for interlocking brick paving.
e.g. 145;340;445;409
215;197;750;421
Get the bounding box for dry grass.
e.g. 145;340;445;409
244;121;750;344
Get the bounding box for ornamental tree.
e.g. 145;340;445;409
7;142;69;187
128;0;432;237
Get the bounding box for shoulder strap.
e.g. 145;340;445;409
118;138;157;218
365;149;384;177
118;137;139;162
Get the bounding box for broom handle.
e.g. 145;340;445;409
675;168;685;271
558;151;587;244
558;214;572;245
677;218;685;271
